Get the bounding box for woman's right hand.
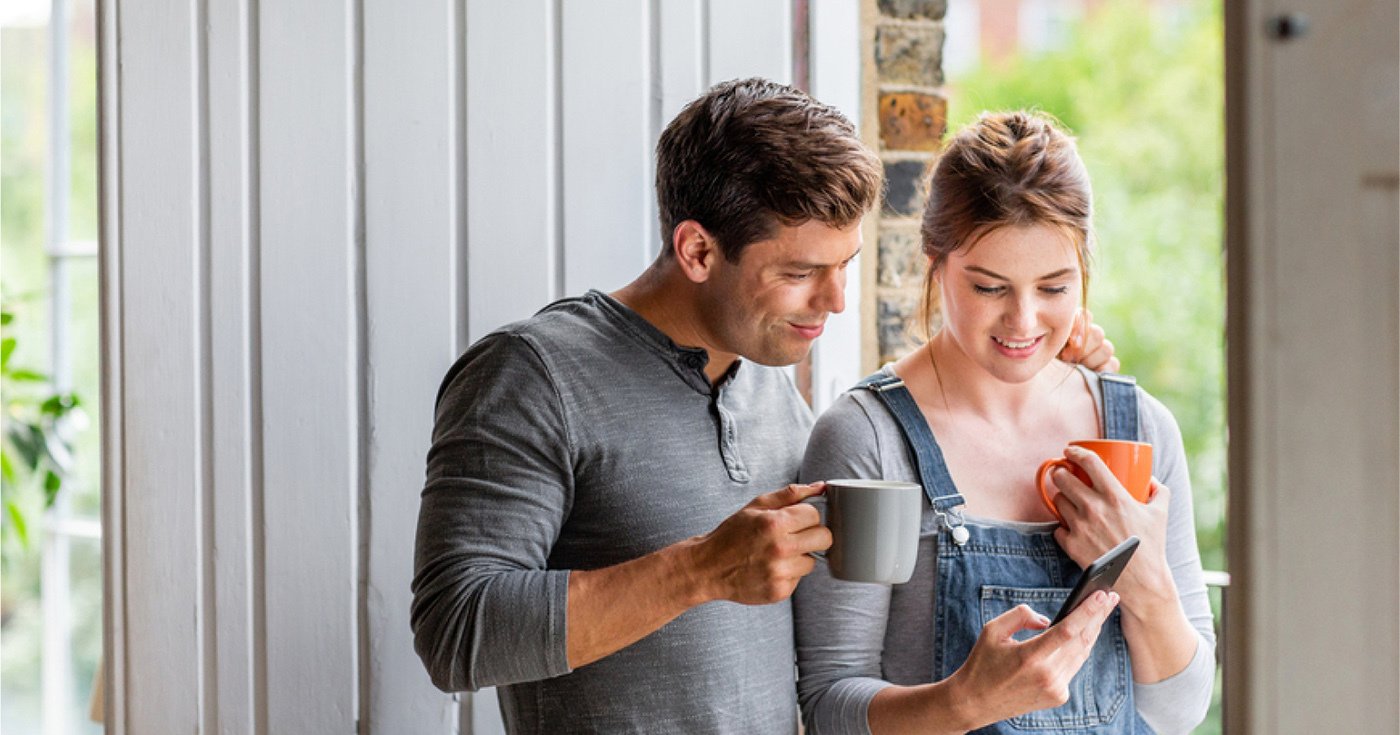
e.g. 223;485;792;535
943;592;1119;730
865;592;1119;734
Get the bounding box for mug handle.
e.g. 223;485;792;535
1036;458;1070;524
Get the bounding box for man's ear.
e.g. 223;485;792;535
671;220;721;284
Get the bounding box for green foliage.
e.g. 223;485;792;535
1;300;86;556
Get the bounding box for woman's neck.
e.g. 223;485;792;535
921;330;1077;426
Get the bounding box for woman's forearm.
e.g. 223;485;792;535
1118;566;1202;683
868;682;975;735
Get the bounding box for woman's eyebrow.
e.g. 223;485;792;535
965;265;1077;281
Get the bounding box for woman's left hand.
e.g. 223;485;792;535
1049;446;1174;617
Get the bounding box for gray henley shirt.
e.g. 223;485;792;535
411;290;813;734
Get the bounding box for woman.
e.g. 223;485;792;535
793;112;1216;734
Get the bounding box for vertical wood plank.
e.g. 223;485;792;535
708;0;792;85
363;0;462;731
113;0;204;730
654;0;706;262
207;0;260;729
97;0;126;728
659;0;705;129
807;0;864;412
561;0;652;294
464;3;558;729
257;0;360;730
466;0;559;339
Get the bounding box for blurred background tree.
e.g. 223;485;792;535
947;0;1226;730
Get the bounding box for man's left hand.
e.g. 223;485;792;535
1059;308;1120;373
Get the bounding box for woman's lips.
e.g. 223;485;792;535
991;334;1043;358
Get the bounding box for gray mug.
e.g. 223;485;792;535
822;479;922;584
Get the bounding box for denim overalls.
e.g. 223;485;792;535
858;371;1152;734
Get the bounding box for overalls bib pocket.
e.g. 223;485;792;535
979;585;1132;730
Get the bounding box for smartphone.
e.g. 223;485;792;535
1050;535;1140;625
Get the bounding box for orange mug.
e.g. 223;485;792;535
1036;439;1154;523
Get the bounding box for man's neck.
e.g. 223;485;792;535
611;263;738;385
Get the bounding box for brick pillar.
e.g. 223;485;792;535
862;0;946;368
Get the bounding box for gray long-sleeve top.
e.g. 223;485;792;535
411;291;813;733
793;366;1217;735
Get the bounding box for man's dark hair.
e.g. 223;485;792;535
655;77;883;262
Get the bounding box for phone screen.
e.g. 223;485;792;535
1051;535;1140;625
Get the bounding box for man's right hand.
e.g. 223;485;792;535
687;482;832;605
564;482;830;670
944;591;1119;730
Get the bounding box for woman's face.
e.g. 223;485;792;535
936;223;1083;384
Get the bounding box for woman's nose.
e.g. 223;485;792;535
1003;294;1037;332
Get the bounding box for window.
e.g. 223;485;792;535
1;0;103;732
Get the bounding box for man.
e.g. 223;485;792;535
411;78;1117;733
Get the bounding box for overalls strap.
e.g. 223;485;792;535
855;373;965;513
1099;373;1140;441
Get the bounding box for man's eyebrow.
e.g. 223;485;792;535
965;265;1077;281
786;247;862;270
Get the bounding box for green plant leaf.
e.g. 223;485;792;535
1;337;14;370
1;309;13;326
0;449;15;483
8;369;49;383
41;393;80;415
8;423;45;469
43;470;62;506
7;500;30;549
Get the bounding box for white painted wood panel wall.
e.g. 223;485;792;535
98;1;862;732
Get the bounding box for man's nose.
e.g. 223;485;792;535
822;267;847;314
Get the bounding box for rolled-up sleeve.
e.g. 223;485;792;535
794;395;896;735
410;332;575;692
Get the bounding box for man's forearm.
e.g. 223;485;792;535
565;536;712;669
565;482;827;669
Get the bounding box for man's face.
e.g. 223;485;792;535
698;219;862;367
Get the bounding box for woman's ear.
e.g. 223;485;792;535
672;220;720;284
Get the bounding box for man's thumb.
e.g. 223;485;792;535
750;482;826;509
